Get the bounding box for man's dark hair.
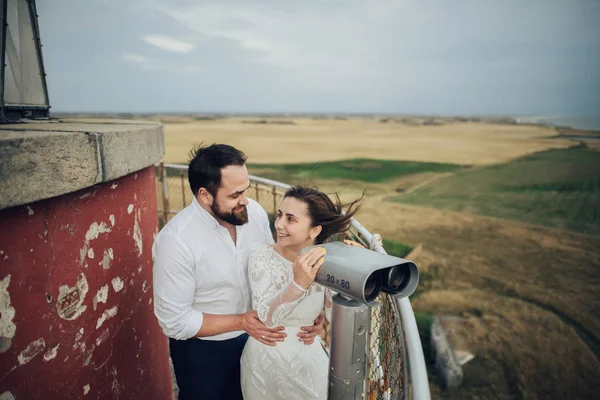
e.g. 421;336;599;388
188;143;247;196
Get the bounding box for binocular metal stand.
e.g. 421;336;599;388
328;293;371;400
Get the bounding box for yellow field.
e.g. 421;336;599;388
160;117;573;165
155;117;599;399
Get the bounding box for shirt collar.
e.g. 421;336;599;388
191;196;219;229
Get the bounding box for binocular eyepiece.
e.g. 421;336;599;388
301;242;419;305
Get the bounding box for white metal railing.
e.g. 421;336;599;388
155;162;430;400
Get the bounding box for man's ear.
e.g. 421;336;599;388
197;188;213;205
309;225;322;240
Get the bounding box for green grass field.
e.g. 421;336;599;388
248;158;465;184
382;238;413;258
388;146;600;235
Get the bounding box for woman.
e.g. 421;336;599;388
240;186;362;399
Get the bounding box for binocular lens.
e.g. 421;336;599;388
384;266;408;292
364;271;382;302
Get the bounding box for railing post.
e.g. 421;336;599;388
180;170;186;208
255;182;260;202
159;161;170;224
397;297;431;400
272;186;277;214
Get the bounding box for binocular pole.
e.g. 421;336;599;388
328;293;370;400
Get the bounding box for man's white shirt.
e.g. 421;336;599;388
153;197;274;341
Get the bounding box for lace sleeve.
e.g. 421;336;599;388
324;288;337;323
248;247;308;328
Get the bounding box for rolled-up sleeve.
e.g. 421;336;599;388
152;233;204;340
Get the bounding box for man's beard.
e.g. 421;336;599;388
211;202;248;226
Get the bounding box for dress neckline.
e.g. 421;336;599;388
268;245;293;265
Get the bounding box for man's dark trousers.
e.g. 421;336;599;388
169;334;249;399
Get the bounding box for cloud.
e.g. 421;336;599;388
150;3;373;72
122;52;199;72
143;34;195;53
123;53;148;63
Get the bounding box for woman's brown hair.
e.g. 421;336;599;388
283;186;363;244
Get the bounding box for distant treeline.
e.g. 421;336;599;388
378;116;518;126
241;120;296;125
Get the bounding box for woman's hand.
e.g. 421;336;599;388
344;239;365;248
292;247;327;290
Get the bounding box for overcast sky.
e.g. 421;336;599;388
36;0;599;115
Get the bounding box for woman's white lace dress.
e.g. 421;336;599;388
241;245;333;400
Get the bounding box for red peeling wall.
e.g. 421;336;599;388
0;166;171;399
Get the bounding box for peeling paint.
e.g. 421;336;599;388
79;192;91;200
127;204;134;214
148;297;152;305
18;338;45;365
96;328;110;346
137;266;142;273
80;221;112;266
110;183;118;189
87;248;95;259
83;384;90;395
142;281;149;293
109;215;115;226
111;366;122;395
101;248;114;270
0;391;15;400
0;275;16;353
111;277;124;293
56;273;88;320
83;346;94;366
80;247;87;266
93;285;109;310
133;210;143;256
85;221;111;242
43;344;60;361
96;306;118;329
26;205;34;215
73;340;86;355
75;327;84;343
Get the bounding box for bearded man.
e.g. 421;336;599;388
152;144;323;400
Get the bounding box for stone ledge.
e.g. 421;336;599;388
0;120;164;210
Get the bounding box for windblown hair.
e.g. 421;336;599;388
283;186;363;244
188;143;247;196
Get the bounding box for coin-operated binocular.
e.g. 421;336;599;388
301;242;420;400
305;241;419;304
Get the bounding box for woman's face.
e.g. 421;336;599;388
274;197;319;248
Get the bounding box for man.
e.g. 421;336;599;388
152;144;323;399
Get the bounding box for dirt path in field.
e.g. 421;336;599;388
402;172;455;194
